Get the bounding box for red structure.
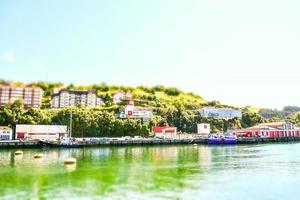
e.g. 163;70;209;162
233;122;300;138
153;126;177;139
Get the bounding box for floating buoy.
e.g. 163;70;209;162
14;150;23;156
33;153;43;159
64;158;76;165
193;144;198;146
65;163;76;172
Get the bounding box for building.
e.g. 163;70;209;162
113;91;132;104
197;123;211;135
15;125;68;141
0;84;42;108
233;122;300;138
51;89;103;108
119;100;153;120
0;126;13;140
199;107;242;120
153;126;177;139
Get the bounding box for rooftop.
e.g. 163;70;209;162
0;126;12;131
52;89;100;96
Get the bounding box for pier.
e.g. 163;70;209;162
1;137;300;148
0;140;40;148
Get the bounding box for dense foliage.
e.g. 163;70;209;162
259;106;300;119
0;99;238;137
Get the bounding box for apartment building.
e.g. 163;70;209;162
0;85;42;108
51;89;103;108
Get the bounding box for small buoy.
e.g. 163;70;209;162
193;144;198;146
33;153;43;159
64;158;76;165
15;150;23;156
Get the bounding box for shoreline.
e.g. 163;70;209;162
1;137;300;148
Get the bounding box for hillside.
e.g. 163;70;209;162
28;82;208;110
1;80;300;137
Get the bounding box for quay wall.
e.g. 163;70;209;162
1;137;300;148
237;137;300;144
0;141;40;148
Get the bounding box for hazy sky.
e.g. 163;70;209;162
1;0;300;109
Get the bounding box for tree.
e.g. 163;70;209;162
241;110;265;128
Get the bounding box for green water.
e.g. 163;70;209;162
1;144;300;200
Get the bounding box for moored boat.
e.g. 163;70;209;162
207;134;237;145
39;138;85;148
39;112;85;148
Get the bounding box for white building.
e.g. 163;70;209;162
15;125;68;141
119;100;153;119
51;89;103;108
197;123;211;135
113;91;132;104
199;107;242;120
0;126;13;140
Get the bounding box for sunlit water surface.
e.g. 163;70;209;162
1;144;300;200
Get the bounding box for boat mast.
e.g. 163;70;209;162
69;112;72;138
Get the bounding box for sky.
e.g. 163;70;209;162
1;0;300;109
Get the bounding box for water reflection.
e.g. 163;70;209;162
1;144;299;199
65;163;77;173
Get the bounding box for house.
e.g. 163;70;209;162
153;126;177;139
113;91;132;104
233;122;300;138
15;125;68;141
199;107;242;120
51;89;103;108
0;84;42;108
0;126;13;140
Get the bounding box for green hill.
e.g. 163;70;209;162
1;81;299;137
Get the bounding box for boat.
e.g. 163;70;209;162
39;112;85;148
207;134;237;145
39;138;85;148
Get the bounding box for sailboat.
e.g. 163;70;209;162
40;112;84;148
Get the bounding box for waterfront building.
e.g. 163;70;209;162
0;126;13;140
113;91;132;104
153;126;177;139
0;84;42;108
199;107;242;120
51;89;103;108
233;122;300;138
15;124;68;141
